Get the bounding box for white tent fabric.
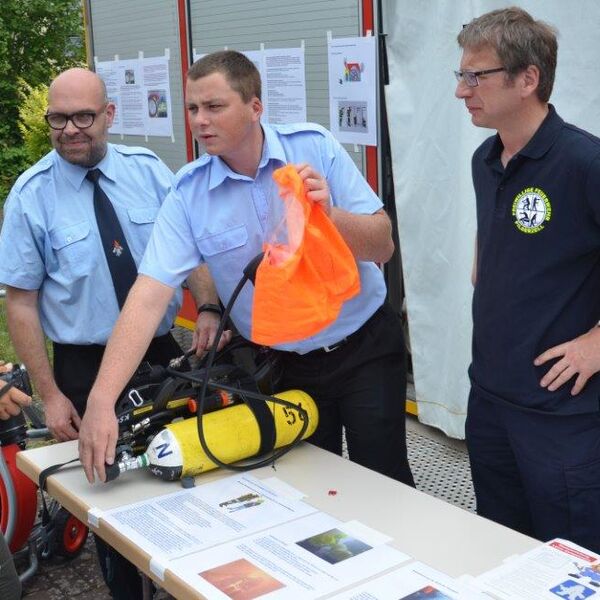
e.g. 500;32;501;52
383;1;600;438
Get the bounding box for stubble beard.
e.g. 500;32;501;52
55;136;108;168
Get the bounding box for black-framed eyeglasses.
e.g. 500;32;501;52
454;67;505;88
44;112;98;130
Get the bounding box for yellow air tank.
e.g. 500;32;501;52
143;389;318;480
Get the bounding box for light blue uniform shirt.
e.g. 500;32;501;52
141;123;386;353
0;144;181;345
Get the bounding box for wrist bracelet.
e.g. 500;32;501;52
197;303;223;317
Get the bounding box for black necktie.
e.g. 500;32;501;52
86;169;138;309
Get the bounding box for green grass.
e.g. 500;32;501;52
0;296;53;365
0;297;19;364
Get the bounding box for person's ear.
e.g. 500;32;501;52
521;65;540;98
251;97;263;122
105;102;116;128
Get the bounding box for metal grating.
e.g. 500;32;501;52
406;428;476;513
341;427;476;513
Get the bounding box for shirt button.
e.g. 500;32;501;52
66;236;72;242
498;185;505;191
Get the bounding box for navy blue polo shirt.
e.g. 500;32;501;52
470;105;600;414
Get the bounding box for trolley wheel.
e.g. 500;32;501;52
51;508;88;558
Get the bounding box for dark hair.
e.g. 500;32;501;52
188;50;261;102
458;6;557;102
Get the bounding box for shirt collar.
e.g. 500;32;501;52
55;144;115;190
207;124;287;190
260;124;287;167
485;104;564;165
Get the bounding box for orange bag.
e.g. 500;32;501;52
251;164;360;345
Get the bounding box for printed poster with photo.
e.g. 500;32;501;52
143;56;174;137
96;55;174;138
168;512;410;599
192;47;306;125
95;60;123;135
328;561;488;599
101;475;317;562
328;35;378;146
475;538;600;600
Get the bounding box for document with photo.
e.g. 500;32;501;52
475;538;600;600
168;511;411;599
328;561;489;599
101;474;316;560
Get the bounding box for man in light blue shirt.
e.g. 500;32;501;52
141;121;387;352
0;67;211;600
1;138;179;345
0;69;183;435
80;51;414;489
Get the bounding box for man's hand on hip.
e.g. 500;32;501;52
44;390;81;441
78;402;118;484
535;325;600;395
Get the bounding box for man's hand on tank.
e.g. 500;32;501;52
78;403;118;483
535;326;600;395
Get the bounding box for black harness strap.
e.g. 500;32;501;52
38;458;80;525
242;395;276;457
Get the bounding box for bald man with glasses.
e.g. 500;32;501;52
0;67;215;599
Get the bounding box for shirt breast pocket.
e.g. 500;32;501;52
49;221;94;279
127;207;159;258
127;207;159;226
195;225;250;275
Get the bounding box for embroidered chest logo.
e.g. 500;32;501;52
112;240;124;257
511;187;551;234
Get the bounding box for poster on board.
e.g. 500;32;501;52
192;47;306;125
241;49;270;123
263;47;307;123
143;56;174;137
328;35;377;146
95;60;124;135
96;55;174;138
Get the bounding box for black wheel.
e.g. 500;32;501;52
50;507;89;559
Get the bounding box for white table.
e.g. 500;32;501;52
18;441;539;599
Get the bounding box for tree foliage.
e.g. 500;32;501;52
0;0;85;200
18;80;52;163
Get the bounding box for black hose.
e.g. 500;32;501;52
166;253;310;472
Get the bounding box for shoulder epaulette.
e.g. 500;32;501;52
12;152;55;193
113;144;160;159
273;122;328;137
173;154;211;189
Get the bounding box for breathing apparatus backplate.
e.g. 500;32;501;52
113;339;281;444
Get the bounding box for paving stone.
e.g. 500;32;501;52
19;535;107;598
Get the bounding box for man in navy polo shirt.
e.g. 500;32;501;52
455;7;600;552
